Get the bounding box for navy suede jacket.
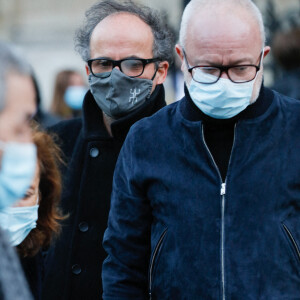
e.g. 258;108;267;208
102;87;300;299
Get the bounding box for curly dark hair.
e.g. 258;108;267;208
17;124;66;257
74;0;174;64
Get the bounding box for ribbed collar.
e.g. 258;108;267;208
180;83;274;124
82;84;166;141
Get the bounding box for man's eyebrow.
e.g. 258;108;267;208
192;59;213;66
92;57;111;60
230;58;255;65
118;56;144;60
192;58;226;66
125;55;142;59
92;56;143;61
193;57;255;66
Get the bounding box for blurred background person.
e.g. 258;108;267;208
50;69;87;119
0;125;65;300
0;41;37;300
271;27;300;100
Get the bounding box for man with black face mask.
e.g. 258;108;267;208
42;1;173;299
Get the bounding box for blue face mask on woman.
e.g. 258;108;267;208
64;86;87;110
0;141;37;209
0;198;39;246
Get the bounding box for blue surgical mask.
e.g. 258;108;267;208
0;141;37;209
188;70;259;119
0;201;39;246
64;86;87;110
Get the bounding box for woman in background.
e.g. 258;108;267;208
50;69;87;119
0;125;65;299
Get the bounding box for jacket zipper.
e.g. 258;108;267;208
149;229;168;300
202;124;237;300
220;183;226;300
282;223;300;262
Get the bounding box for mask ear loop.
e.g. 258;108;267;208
253;48;265;82
258;48;265;71
150;62;160;81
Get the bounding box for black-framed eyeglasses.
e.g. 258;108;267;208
182;48;263;84
87;57;161;78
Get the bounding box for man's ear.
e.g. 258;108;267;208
175;44;184;61
155;61;169;85
85;64;90;76
175;44;185;72
263;46;271;59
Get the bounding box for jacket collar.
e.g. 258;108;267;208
180;83;274;124
82;84;166;141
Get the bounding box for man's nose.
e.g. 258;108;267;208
220;70;230;80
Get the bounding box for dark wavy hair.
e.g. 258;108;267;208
17;124;66;257
74;0;174;64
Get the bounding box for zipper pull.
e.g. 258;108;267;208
220;183;226;195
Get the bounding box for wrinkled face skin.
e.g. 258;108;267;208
86;12;169;93
0;73;36;161
14;163;40;207
176;5;270;104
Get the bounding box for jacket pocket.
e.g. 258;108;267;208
149;227;168;299
281;221;300;265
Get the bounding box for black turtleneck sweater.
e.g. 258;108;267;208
203;121;235;181
183;85;273;182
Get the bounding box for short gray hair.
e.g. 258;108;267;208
179;0;266;48
0;41;32;111
74;0;174;64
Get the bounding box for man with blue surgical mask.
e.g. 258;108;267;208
42;1;173;299
0;41;37;300
102;0;300;299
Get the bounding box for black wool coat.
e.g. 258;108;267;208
42;85;166;300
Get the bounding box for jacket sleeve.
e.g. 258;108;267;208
102;127;152;300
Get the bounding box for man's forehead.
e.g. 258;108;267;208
92;12;152;40
186;6;262;56
90;13;154;59
192;8;258;36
